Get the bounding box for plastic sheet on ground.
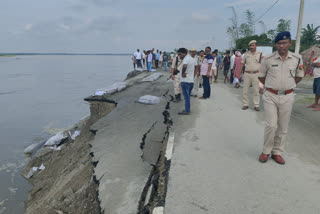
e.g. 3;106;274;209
49;146;62;151
141;73;162;82
24;143;39;155
44;131;67;147
137;95;161;105
26;163;45;178
95;82;127;96
69;130;81;140
151;69;156;72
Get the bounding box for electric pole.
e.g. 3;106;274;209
295;0;304;54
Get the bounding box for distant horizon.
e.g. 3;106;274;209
0;53;132;56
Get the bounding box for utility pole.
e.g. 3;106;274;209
295;0;304;54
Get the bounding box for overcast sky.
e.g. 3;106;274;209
0;0;319;53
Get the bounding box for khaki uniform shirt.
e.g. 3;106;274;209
171;55;183;72
198;55;205;66
259;51;304;91
241;51;262;72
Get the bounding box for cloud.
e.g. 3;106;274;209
89;0;117;6
60;24;71;31
70;0;118;10
24;24;32;31
191;13;212;24
224;0;258;7
86;15;125;33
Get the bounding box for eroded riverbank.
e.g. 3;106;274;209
22;69;180;214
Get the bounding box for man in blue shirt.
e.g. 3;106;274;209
199;47;214;99
214;49;222;83
155;50;160;68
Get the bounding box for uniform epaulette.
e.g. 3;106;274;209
264;52;276;59
291;52;301;59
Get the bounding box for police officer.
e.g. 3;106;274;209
258;31;304;164
241;40;262;111
171;51;183;102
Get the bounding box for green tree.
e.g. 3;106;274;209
266;29;276;41
239;23;252;38
235;34;272;50
239;9;255;37
276;19;291;33
301;24;320;46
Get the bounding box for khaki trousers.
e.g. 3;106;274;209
262;91;295;155
191;75;199;96
242;72;260;107
174;74;182;95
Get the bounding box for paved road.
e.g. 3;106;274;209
166;83;320;214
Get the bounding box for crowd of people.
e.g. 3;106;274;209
132;31;320;165
132;48;171;71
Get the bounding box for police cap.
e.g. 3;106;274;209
248;40;257;46
275;31;291;43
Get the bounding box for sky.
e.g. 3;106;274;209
0;0;319;53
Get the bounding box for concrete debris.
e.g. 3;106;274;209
138;95;161;105
142;73;162;82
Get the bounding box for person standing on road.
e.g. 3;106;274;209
190;49;200;97
199;47;213;99
222;50;231;83
178;48;197;115
159;51;163;69
147;51;153;72
163;51;169;71
258;32;304;165
307;54;320;111
143;50;147;69
134;49;142;68
233;51;242;88
155;50;160;68
214;49;222;83
240;40;262;111
170;52;174;64
211;51;218;84
171;52;183;102
230;50;236;84
132;54;136;70
198;50;205;88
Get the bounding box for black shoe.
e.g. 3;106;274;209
175;94;181;102
178;111;190;115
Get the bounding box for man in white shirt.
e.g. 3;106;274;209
147;50;153;72
308;56;320;111
191;49;201;97
230;50;236;84
211;51;218;83
134;49;142;68
178;48;197;115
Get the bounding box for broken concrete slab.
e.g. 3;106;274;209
89;72;177;214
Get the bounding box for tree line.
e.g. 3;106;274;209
227;9;320;52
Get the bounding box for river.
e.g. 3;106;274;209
0;55;132;213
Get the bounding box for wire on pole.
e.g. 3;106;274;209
255;0;280;23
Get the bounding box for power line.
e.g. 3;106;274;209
255;0;280;23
